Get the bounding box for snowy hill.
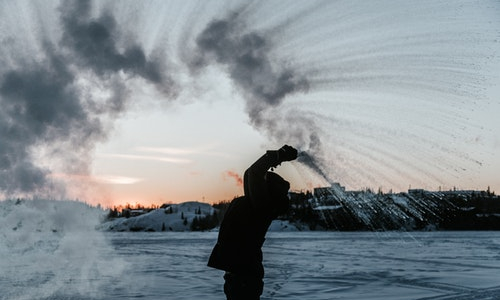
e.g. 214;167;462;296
98;201;216;232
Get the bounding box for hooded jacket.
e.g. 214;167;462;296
207;150;290;276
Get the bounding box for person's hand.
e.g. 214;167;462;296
278;145;298;162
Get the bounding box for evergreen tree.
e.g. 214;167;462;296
107;207;119;219
191;217;199;231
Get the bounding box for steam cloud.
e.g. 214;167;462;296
0;0;175;196
190;12;322;174
0;4;311;197
59;1;176;95
191;13;309;128
190;13;330;176
0;48;91;194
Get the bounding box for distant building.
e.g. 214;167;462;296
408;189;425;197
314;183;345;198
121;209;145;217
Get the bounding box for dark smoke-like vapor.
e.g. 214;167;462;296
0;2;315;197
59;0;176;96
0;0;175;196
191;13;309;128
189;12;334;179
0;47;94;194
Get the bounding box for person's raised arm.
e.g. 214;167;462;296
244;145;297;209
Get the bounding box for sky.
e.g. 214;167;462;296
0;0;499;207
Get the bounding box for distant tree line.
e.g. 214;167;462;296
208;188;500;231
104;187;500;231
107;203;163;219
190;212;219;231
284;187;500;231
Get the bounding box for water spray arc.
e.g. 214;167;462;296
0;0;498;201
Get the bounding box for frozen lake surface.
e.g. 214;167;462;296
2;231;500;300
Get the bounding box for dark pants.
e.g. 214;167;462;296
223;272;263;300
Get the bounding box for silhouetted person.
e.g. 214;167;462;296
208;145;298;300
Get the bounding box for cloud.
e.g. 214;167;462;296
50;173;143;185
136;146;205;156
223;170;243;187
92;175;143;185
136;145;234;159
98;153;192;164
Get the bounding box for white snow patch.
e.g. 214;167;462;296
98;201;215;232
392;195;409;207
268;220;298;231
314;205;343;211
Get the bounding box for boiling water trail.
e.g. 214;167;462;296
297;151;334;185
296;150;439;234
255;1;500;192
296;151;374;230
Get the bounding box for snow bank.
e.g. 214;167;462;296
314;205;342;211
268;220;300;231
0;199;126;300
268;220;313;231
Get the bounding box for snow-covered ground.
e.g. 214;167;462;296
2;200;500;299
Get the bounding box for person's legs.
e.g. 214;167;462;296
223;272;263;300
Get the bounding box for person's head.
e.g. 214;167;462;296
265;171;290;216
